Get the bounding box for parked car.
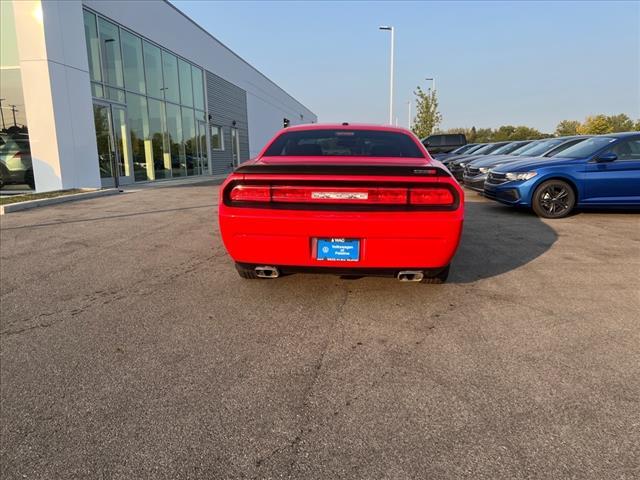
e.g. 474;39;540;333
422;133;467;154
219;124;464;283
463;136;589;192
432;143;479;161
447;142;511;180
441;143;488;166
484;132;640;218
0;132;34;190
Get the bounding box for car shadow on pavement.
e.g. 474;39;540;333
449;201;558;284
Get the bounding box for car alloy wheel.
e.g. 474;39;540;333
532;180;575;219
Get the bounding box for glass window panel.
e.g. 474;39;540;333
181;107;196;175
120;29;146;94
106;87;126;104
82;11;102;82
192;66;205;110
97;17;124;88
165;103;184;177
178;59;193;107
161;51;179;103
91;82;104;98
126;93;150;181
1;1;34;190
148;99;171;179
195;110;206;122
93;104;114;179
143;41;163;99
210;125;224;150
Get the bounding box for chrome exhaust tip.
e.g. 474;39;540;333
255;266;280;278
397;271;424;282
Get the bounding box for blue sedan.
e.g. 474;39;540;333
484;132;640;218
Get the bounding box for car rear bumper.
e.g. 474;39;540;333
219;207;464;269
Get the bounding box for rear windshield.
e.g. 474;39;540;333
263;129;425;158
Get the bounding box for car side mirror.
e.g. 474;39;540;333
596;152;617;162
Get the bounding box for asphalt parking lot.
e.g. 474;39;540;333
1;180;639;479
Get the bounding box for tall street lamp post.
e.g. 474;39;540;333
379;26;395;124
426;77;436;92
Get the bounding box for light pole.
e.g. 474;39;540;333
426;77;436;92
407;100;411;129
379;26;394;124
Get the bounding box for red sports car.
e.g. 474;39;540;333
218;124;464;283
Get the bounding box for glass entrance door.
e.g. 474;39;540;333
196;120;209;175
93;102;134;187
231;127;240;167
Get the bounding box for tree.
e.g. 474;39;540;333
634;119;640;131
578;115;613;135
555;120;581;136
411;86;442;139
607;114;634;132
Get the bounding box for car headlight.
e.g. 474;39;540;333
479;167;490;174
505;171;537;181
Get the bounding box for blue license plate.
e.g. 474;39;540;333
316;238;360;262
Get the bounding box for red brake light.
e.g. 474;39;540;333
409;188;454;205
227;184;456;207
271;186;407;204
230;185;270;202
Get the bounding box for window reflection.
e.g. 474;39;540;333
192;66;205;110
1;0;34;191
83;11;102;83
178;59;193;107
181;107;196;175
97;17;124;88
121;29;146;94
143;41;163;99
148;99;170;179
161;51;180;104
165;103;184;177
84;9;210;184
127;93;149;181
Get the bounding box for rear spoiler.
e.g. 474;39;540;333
234;163;450;177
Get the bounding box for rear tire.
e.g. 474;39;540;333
235;264;258;279
531;179;575;218
421;264;450;284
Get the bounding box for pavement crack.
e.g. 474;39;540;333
252;288;351;478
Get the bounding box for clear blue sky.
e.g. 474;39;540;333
172;0;639;133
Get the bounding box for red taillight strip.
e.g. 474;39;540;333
227;183;456;208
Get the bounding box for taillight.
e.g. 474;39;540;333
409;188;454;205
271;186;407;204
227;184;455;207
230;185;270;202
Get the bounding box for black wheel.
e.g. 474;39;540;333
235;264;258;279
532;179;575;218
421;264;450;284
25;169;35;190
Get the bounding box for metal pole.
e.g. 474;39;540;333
0;99;5;130
407;101;411;129
10;105;18;127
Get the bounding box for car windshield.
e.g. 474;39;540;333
490;142;528;155
517;138;565;157
463;144;486;154
471;144;499;155
451;144;473;154
553;136;618;158
264;129;425;158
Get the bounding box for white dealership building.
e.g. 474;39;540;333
1;0;316;192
